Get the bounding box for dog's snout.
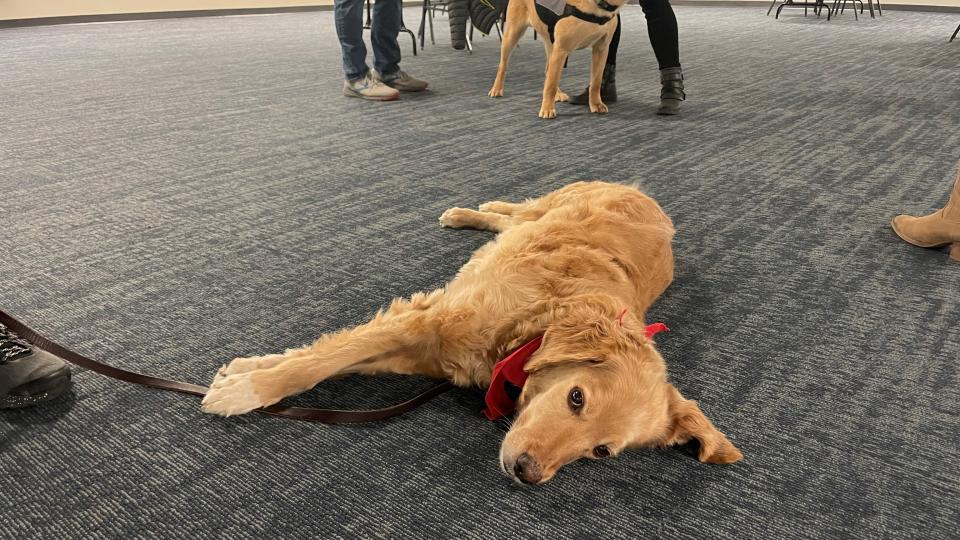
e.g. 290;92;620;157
513;453;543;485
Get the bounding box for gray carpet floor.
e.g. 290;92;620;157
2;5;959;539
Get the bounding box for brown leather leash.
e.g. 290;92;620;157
0;309;453;424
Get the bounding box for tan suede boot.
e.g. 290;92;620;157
891;171;960;261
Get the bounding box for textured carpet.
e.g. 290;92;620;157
2;6;959;539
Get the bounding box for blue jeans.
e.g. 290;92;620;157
334;0;402;81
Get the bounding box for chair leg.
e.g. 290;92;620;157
398;11;417;56
767;0;780;16
875;0;882;15
418;0;428;49
952;23;960;42
466;21;474;53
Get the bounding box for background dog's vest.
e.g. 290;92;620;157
534;0;567;42
534;0;617;43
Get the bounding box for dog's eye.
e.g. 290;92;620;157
568;387;584;411
593;445;611;458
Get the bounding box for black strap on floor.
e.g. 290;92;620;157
0;309;453;424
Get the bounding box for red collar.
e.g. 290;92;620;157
482;322;669;420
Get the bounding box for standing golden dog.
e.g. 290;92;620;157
488;0;625;118
202;182;742;484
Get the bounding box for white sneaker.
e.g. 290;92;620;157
343;73;400;101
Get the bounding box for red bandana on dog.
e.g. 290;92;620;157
482;321;669;420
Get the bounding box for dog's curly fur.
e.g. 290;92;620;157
202;181;742;484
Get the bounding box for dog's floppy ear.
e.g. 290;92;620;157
663;385;743;464
524;311;619;372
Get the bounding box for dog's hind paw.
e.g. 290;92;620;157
555;90;570;103
201;370;265;417
488;87;504;98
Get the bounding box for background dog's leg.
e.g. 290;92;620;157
541;40;569;103
202;297;445;416
439;207;514;232
588;36;611;114
488;11;527;97
539;48;567;119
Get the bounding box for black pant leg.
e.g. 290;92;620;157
640;0;681;70
606;14;621;66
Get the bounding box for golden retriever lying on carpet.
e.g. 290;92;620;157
201;181;742;484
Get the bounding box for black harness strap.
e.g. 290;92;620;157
535;1;617;43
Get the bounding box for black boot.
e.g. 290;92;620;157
568;64;617;105
657;67;685;115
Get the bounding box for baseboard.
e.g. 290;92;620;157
1;0;958;29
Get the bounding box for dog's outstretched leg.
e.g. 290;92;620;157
440;207;515;232
202;297;444;416
478;201;523;215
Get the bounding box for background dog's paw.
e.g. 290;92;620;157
555;90;570;103
590;102;609;114
201;371;264;416
538;106;557;119
439;207;473;228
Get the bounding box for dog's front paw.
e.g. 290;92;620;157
590;101;608;114
220;354;280;376
538;105;557;119
555;90;570;103
201;370;266;417
488;86;504;98
439;207;472;228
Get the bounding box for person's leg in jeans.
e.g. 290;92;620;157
335;0;401;100
641;0;685;115
335;0;370;81
371;0;402;79
371;0;430;92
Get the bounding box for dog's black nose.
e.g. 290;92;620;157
513;453;542;485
